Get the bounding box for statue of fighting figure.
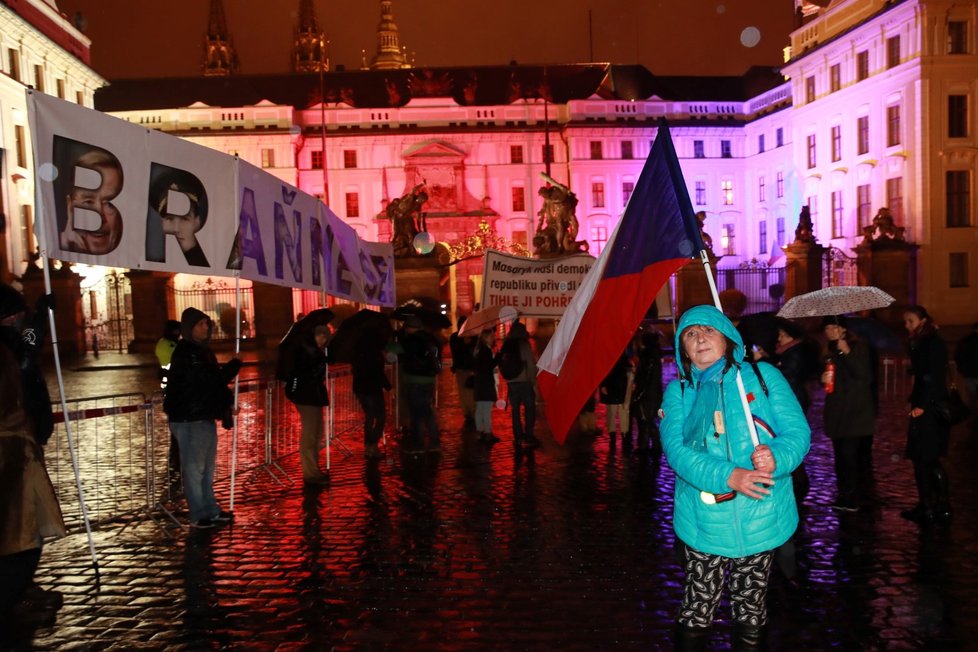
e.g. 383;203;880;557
533;177;589;257
386;184;429;257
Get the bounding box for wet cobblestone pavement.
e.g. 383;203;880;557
20;355;978;650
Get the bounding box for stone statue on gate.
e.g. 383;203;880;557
860;207;906;243
794;205;816;244
695;211;714;254
533;183;589;256
386;184;429;257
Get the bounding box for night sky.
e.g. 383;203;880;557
54;0;795;80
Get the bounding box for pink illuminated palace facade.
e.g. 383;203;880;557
3;0;978;330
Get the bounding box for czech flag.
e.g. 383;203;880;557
537;120;704;443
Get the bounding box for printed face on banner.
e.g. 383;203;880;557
53;137;125;255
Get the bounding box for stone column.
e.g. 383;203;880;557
19;263;85;355
854;207;917;330
783;205;825;301
251;283;295;350
855;240;917;329
784;241;825;300
127;270;173;353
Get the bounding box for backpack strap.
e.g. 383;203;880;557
748;359;770;397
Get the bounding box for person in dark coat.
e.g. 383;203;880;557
630;330;664;455
449;316;477;426
286;324;330;484
163;308;241;527
502;321;540;449
472;328;499;443
600;351;632;449
0;283;55;447
954;322;978;416
820;315;876;512
351;335;391;460
774;319;817;502
901;305;952;523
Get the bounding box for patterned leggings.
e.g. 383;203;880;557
678;545;775;628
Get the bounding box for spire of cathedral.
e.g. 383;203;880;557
294;0;328;73
202;0;238;77
370;0;410;70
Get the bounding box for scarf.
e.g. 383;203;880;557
683;358;728;448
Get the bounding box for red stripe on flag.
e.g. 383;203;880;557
539;257;688;442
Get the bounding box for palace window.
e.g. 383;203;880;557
592;182;605;208
856;50;869;81
950;253;970;288
806;134;816;168
948;21;968;54
261;148;275;168
776;128;784;148
345;192;360;218
721;140;732;158
830;64;841;93
510;145;523;164
831;190;844;238
693;140;705;158
857;116;870;155
590;141;603;160
949;95;968;138
311;150;324;170
695;181;707;206
758;134;765;154
946;171;971;227
758;221;768;255
758;176;766;203
805;76;816;103
886;177;904;223
343;150;357;169
621;141;634;159
776;172;784;198
887;35;901;69
590;225;608;254
512;186;526;213
886;105;901;147
622;181;635;205
857;184;872;230
721;179;734;205
831;125;841;162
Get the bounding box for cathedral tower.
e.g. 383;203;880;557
202;0;238;76
293;0;328;72
369;0;410;70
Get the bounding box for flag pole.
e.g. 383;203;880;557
697;250;761;447
229;157;241;511
27;88;99;578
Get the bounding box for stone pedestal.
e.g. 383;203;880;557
252;283;295;350
127;271;173;353
855;239;917;329
784;241;825;300
393;246;450;307
19;263;85;355
676;254;719;316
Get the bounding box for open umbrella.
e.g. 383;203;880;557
458;305;519;337
776;286;894;319
391;298;451;330
276;308;335;380
328;309;393;363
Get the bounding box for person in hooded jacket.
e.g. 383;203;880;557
286;324;331;484
163;308;241;528
661;305;810;651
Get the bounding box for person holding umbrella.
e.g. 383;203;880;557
282;322;332;485
662;305;810;651
820;315;876;512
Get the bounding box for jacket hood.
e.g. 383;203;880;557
180;307;211;342
674;305;744;381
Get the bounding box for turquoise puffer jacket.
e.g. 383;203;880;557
662;305;810;558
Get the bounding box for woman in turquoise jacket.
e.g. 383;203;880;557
662;306;810;651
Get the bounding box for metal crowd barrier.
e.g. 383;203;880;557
48;364;400;533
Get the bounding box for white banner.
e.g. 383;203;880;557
27;92;394;306
481;249;596;318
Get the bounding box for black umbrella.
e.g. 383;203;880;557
276;308;335;380
391;298;451;330
328;309;393;364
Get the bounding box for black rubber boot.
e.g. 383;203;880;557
732;622;767;652
932;464;952;522
673;622;710;651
